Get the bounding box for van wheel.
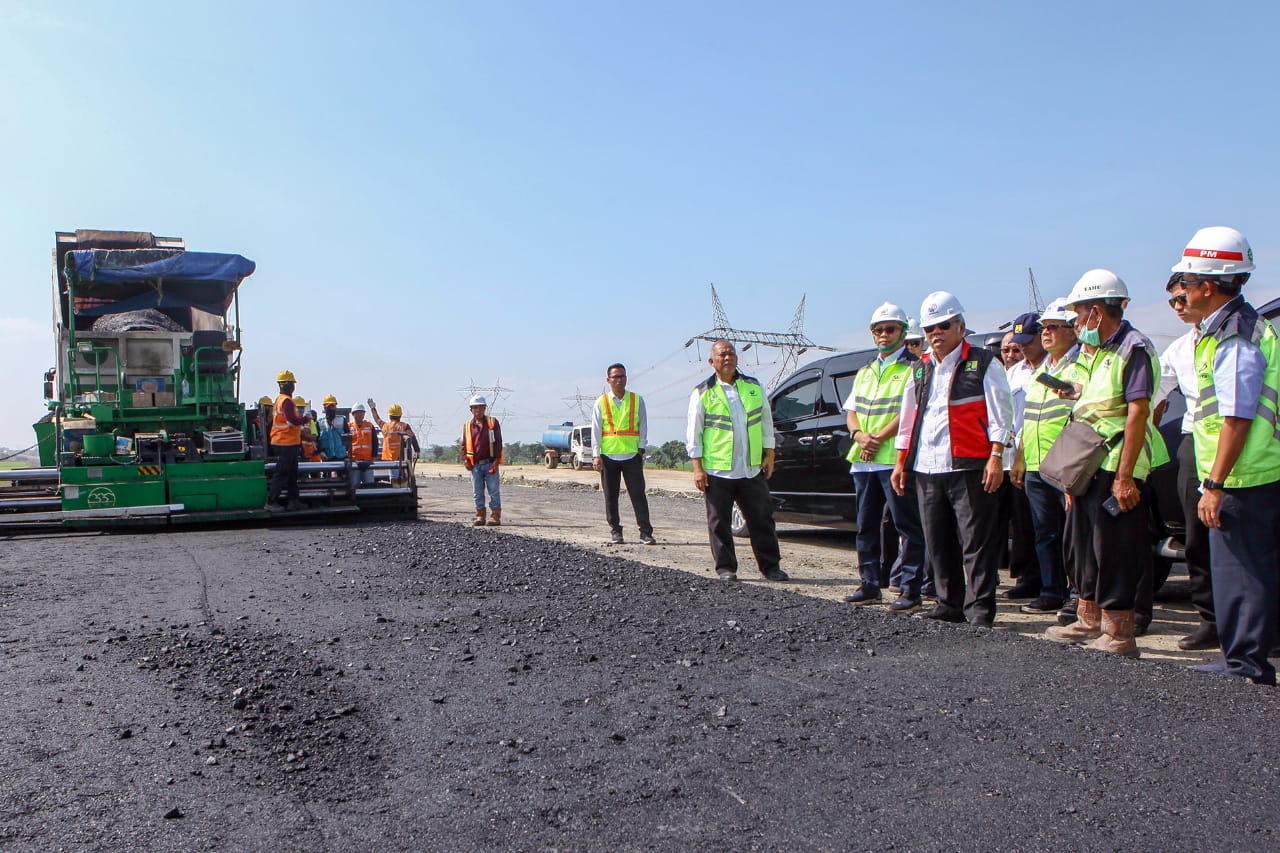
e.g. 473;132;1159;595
730;505;748;537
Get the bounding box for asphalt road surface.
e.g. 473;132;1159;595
2;470;1277;850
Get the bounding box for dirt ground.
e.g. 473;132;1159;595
2;467;1276;851
422;463;1212;665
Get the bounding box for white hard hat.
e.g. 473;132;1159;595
351;403;366;412
468;394;487;407
868;301;909;330
919;291;965;327
1064;269;1128;309
905;317;924;341
1040;297;1074;324
1171;226;1255;275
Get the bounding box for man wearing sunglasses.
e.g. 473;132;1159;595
1175;226;1280;685
842;302;927;611
1154;274;1214;651
892;291;1014;627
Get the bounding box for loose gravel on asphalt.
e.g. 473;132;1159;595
2;483;1278;851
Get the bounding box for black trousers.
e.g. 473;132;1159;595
600;455;652;536
917;470;1003;625
996;478;1037;579
704;473;781;575
1208;480;1280;685
1068;470;1150;611
1177;436;1214;625
270;444;301;504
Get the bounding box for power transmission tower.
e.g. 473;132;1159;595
561;386;596;421
1027;267;1045;312
684;284;834;389
456;378;514;408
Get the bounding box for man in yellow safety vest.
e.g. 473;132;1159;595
592;363;655;545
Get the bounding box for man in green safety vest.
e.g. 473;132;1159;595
1174;226;1280;686
592;362;655;545
1046;270;1168;657
686;340;788;582
1011;297;1084;618
842;302;926;611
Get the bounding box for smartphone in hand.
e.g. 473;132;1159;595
1102;495;1123;516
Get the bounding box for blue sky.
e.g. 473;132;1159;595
2;1;1278;450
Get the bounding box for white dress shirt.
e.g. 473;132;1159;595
1200;298;1267;420
687;378;776;479
1154;328;1200;434
894;344;1014;475
1004;357;1040;468
590;391;648;461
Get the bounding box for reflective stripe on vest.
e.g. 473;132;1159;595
381;420;409;461
1193;307;1280;487
846;354;913;466
464;417;502;463
270;393;301;446
1072;327;1168;480
699;377;764;470
598;392;641;456
350;421;375;460
1021;354;1085;472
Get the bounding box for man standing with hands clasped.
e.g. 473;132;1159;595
592;363;656;545
687;340;788;583
1174;227;1280;685
892;292;1013;627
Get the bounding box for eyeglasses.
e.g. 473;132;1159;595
608;373;627;380
870;325;901;336
922;320;952;333
1001;346;1021;354
1167;293;1189;309
1041;323;1071;332
906;339;923;346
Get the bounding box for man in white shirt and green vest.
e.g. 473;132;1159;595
1174;227;1280;685
686;340;788;582
592;363;655;545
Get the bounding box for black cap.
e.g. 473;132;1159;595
1009;312;1042;345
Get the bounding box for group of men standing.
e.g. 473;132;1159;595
841;225;1279;685
264;371;418;511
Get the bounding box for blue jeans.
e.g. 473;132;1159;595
1023;472;1068;602
471;461;501;509
853;469;926;596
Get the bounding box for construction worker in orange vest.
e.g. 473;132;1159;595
295;397;322;462
268;370;307;511
349;402;377;487
369;399;420;488
463;395;503;526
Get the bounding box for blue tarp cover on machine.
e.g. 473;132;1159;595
65;249;256;316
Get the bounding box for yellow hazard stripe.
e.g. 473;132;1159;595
137;465;161;476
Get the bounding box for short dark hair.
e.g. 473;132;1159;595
1165;273;1183;293
606;363;626;377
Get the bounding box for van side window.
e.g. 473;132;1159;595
772;374;821;421
832;371;859;411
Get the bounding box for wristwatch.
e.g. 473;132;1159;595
1202;478;1224;491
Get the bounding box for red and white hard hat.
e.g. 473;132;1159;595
1172;226;1255;275
1064;269;1128;309
919;291;965;327
869;301;909;329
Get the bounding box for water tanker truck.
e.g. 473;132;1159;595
541;422;593;470
0;229;418;531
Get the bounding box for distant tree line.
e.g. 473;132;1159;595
423;439;690;468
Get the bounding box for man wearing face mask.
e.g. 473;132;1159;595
1045;270;1168;657
892;291;1014;627
1174;226;1280;685
842;302;926;611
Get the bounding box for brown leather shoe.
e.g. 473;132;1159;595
1085;608;1141;658
1045;599;1103;644
486;508;502;526
473;509;486;526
